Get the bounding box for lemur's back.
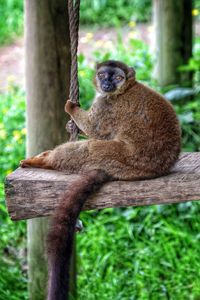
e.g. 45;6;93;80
90;79;181;177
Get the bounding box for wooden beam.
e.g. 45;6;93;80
5;153;200;221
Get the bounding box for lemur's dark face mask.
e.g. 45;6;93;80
97;66;126;93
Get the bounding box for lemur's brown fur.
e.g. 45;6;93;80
20;60;181;300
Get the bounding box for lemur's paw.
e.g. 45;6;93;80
65;99;79;114
20;159;33;168
20;151;52;168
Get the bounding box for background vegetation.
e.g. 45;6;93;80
1;0;200;44
0;1;200;299
0;0;152;45
0;0;23;45
0;86;26;300
80;0;152;26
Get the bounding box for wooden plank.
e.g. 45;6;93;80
5;152;200;221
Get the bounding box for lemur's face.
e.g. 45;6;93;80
95;66;126;94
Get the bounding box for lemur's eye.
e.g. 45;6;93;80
98;72;105;79
115;75;123;81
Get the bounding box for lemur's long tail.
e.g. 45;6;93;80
47;170;111;300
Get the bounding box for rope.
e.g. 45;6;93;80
67;0;80;141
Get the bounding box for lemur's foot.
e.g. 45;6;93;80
20;151;52;169
66;119;79;135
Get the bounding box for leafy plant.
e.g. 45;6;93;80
80;0;152;26
178;38;200;88
174;95;200;152
194;0;200;20
0;85;26;181
167;38;200;152
0;84;27;300
0;0;152;45
0;0;23;45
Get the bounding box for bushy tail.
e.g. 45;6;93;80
47;170;111;300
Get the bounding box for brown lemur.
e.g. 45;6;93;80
20;60;181;300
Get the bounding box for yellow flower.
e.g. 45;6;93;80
79;70;86;77
128;31;136;39
2;108;8;114
148;25;154;33
104;41;113;49
80;32;93;44
13;130;21;140
128;21;136;28
6;169;13;175
192;9;199;16
0;129;6;139
95;40;104;47
7;76;16;91
7;75;16;82
86;32;93;39
21;128;27;135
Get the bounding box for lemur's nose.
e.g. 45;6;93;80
103;83;110;89
102;82;114;91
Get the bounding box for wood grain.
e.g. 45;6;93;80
5;152;200;221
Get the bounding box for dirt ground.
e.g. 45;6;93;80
0;23;199;92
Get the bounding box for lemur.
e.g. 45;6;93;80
20;60;181;300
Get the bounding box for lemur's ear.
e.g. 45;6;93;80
96;63;100;70
127;67;136;79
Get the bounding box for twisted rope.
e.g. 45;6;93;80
67;0;80;141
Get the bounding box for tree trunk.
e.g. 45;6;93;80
25;1;73;299
153;0;193;87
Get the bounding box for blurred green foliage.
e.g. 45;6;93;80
1;0;200;46
0;0;23;45
0;0;152;45
0;85;27;299
179;38;200;88
175;97;200;152
194;0;200;20
80;0;152;26
0;85;26;179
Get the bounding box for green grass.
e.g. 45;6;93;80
0;37;200;299
78;203;200;299
0;84;27;300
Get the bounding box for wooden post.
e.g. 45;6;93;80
25;0;72;299
153;0;193;86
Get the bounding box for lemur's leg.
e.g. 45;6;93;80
20;141;90;170
20;151;53;169
20;139;128;173
20;139;154;180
